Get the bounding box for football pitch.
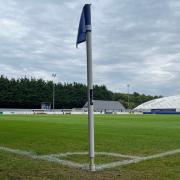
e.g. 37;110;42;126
0;114;179;179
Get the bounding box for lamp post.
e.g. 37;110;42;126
127;84;130;110
52;73;56;111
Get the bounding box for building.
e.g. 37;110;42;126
41;102;51;110
134;95;180;114
83;100;125;113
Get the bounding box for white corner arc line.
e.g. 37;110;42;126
50;152;140;159
0;146;180;171
95;152;140;159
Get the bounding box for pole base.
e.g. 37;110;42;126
89;164;96;172
89;157;95;171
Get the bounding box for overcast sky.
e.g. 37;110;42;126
0;0;180;96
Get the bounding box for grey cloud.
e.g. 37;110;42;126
0;0;180;96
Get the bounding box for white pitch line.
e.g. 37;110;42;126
0;146;36;156
50;152;88;157
50;152;139;159
0;146;85;169
0;146;180;171
38;155;85;169
95;152;140;159
96;149;180;170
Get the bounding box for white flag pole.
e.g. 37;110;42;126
76;4;95;171
86;26;95;171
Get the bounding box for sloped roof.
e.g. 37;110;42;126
83;100;125;111
134;95;180;110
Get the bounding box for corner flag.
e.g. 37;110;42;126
76;4;95;171
76;4;91;47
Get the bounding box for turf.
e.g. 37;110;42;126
0;114;180;179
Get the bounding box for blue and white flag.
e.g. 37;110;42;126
76;4;91;47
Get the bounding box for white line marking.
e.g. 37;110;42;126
96;149;180;170
0;146;180;171
0;146;36;156
0;146;85;169
95;152;140;159
50;152;140;159
50;152;88;157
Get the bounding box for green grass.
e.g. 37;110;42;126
0;114;180;179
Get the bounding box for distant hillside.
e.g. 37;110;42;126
0;75;161;109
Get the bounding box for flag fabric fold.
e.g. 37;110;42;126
76;4;91;47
